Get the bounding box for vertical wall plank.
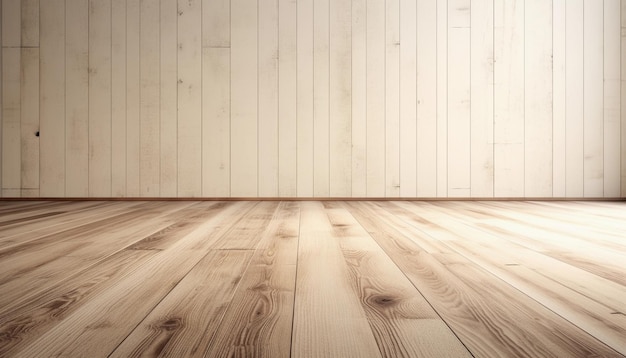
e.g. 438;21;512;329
65;0;89;197
470;0;494;198
1;0;20;196
604;0;621;197
202;0;229;48
1;48;20;197
366;0;385;197
231;0;258;196
160;0;177;197
258;0;278;197
126;0;140;197
448;0;471;197
565;0;584;197
40;0;65;197
329;0;352;196
19;4;39;189
279;0;298;196
177;0;202;197
202;0;230;197
436;0;447;197
416;0;438;197
399;0;417;197
351;0;367;197
2;0;20;47
2;0;20;197
297;0;314;196
524;0;552;197
622;0;626;196
448;1;471;197
20;47;39;197
494;0;525;197
88;0;112;197
313;0;330;197
202;48;231;197
552;0;566;197
583;0;604;197
140;0;160;196
111;0;127;197
386;0;400;196
21;0;38;47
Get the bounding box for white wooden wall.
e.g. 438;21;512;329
1;0;625;198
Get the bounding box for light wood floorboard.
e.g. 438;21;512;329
0;200;624;357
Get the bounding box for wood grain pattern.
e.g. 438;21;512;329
0;202;171;309
358;200;625;357
204;202;299;357
291;201;381;357
11;201;254;357
213;201;279;250
0;200;625;356
332;203;472;357
0;201;114;241
111;249;254;357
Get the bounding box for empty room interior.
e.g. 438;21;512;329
1;0;626;357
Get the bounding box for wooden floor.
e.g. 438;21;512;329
0;200;625;357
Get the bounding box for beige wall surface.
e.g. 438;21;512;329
1;0;625;198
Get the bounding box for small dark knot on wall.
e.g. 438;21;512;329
35;131;40;137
